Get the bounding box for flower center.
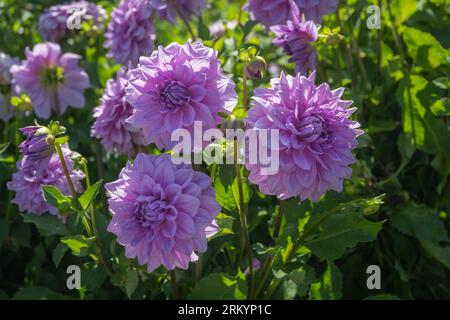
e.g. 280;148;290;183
297;115;324;142
41;66;64;87
136;199;177;229
160;80;189;109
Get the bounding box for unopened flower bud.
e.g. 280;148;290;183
245;56;267;80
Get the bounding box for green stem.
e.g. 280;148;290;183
170;269;179;300
233;139;254;298
81;160;114;277
55;143;77;199
172;0;196;40
243;69;249;110
195;253;203;282
272;200;286;240
335;10;356;89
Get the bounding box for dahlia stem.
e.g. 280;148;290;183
233;139;254;297
252;199;285;298
171;0;196;40
335;10;356;89
243;69;249;111
81;161;114;277
169;269;180;299
195;253;203;282
273;200;286;240
55;143;77;199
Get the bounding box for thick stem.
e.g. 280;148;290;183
170;269;179;300
233;139;254;297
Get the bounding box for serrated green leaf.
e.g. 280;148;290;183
391;203;450;270
305;211;384;261
22;213;69;236
403;27;448;69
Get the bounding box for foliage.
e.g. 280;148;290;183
0;0;449;300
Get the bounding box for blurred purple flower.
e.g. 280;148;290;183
38;1;107;42
105;0;155;66
271;0;318;75
126;41;237;150
244;0;339;27
11;42;90;119
91;68;147;156
7;145;84;215
0;52;20;121
246;71;362;201
19;125;55;175
209;20;226;38
150;0;207;23
106;153;220;272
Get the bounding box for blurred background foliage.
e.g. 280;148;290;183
0;0;449;300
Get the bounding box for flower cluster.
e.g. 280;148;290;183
244;0;339;27
245;71;362;201
11;42;90;119
7;144;84;215
38;0;107;42
271;0;318;75
126;41;237;150
91;68;147;156
105;0;156;66
150;0;207;23
106;153;220;272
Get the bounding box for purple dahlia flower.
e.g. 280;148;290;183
11;42;90;119
38;1;107;42
126;41;237;151
244;0;339;27
19;125;55;175
104;0;156;66
0;52;20;121
245;71;362;201
150;0;207;23
106;153;220;272
271;0;318;75
91;68;147;156
7;145;84;215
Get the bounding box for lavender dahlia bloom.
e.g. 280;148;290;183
0;52;20;121
91;68;147;156
11;43;90;119
104;0;156;66
245;71;362;201
126;41;237;150
150;0;207;23
19;125;55;175
271;0;318;75
106;153;220;272
38;1;107;42
244;0;339;27
7;145;84;215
